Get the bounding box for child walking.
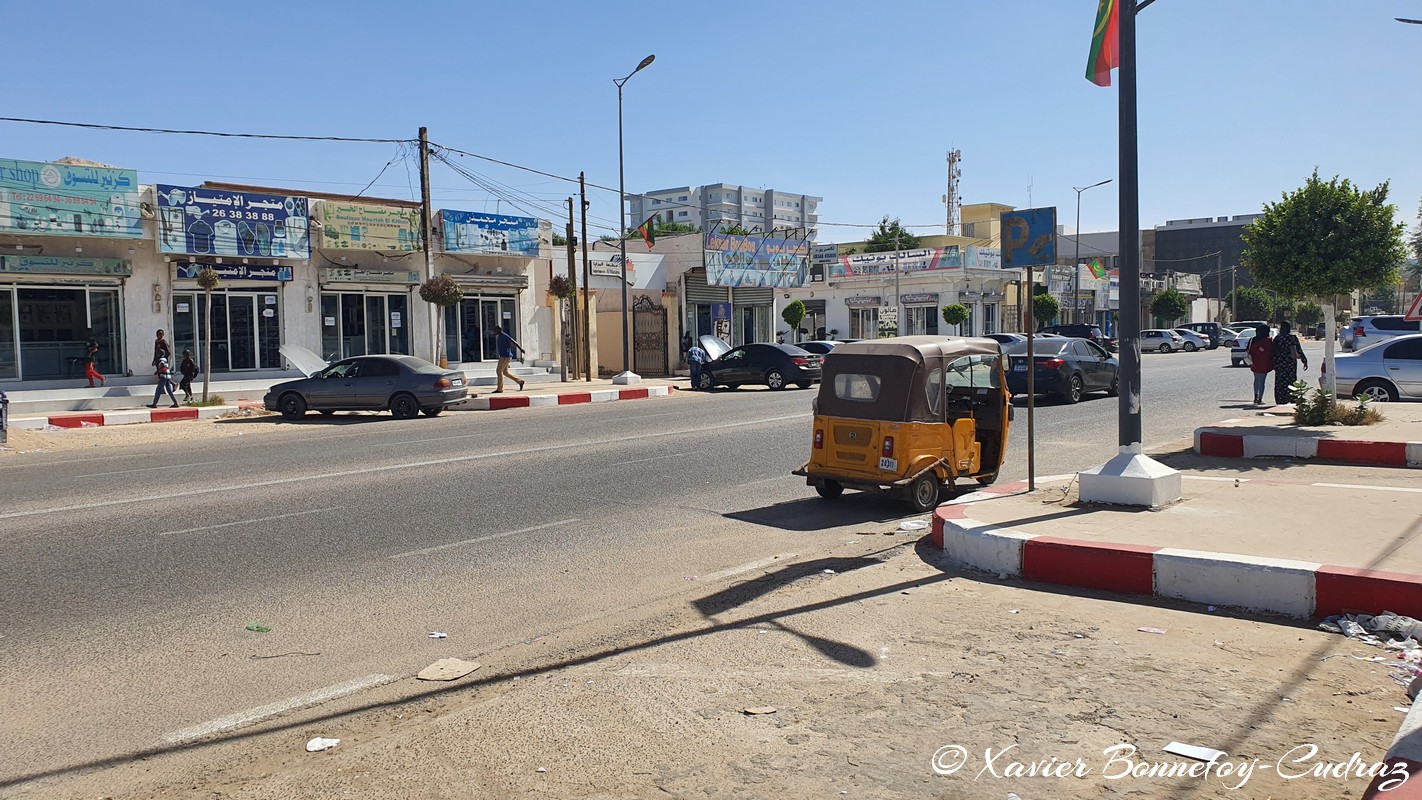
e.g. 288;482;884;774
179;349;199;402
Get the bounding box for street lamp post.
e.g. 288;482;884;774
613;54;655;385
1072;178;1112;324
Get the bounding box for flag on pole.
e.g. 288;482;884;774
1086;257;1108;279
635;215;656;250
1086;0;1120;87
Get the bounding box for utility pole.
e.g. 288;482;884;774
892;230;901;335
1117;0;1142;450
579;172;592;381
417;127;439;365
564;197;579;383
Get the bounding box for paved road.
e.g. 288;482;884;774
0;342;1306;790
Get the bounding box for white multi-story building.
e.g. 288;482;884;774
627;184;821;240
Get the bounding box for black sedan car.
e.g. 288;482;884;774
698;335;822;390
1003;337;1118;403
264;354;469;420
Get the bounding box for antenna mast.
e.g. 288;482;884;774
943;149;962;236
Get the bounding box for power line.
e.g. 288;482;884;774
0;116;410;143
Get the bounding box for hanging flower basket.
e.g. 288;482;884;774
419;274;464;307
548;274;576;301
195;267;222;291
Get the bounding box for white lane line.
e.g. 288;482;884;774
699;553;798;584
1;413;808;521
622;451;693;466
1313;482;1422;494
372;431;496;447
76;460;222;479
389;518;581;559
157;507;339;537
1183;475;1250;483
162;673;396;744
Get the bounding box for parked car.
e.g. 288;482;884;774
1321;334;1422;401
1041;323;1116;352
796;339;861;355
698;335;822;390
1171;329;1209;352
985;333;1027;347
1341;315;1422;352
1003;337;1118;403
264;354;469;420
1177;322;1225;349
1141;329;1186;353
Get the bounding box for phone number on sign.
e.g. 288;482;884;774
205;209;277;222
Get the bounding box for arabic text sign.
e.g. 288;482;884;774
321;267;420;285
316;202;422;252
830;247;965;279
704;232;810;288
810;243;838;283
441;210;540;256
176;262;293;282
0;159;142;238
0;256;132;276
1001;207;1057;268
157;185;310;259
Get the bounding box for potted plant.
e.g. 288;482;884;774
420;275;464;367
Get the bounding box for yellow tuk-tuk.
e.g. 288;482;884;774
793;336;1011;512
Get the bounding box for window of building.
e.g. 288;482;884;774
678;195;688;201
653;199;661;205
173;290;281;373
678;211;688;218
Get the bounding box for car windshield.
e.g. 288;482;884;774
1003;339;1071;355
319;361;360;378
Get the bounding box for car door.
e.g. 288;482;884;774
1383;338;1422;398
352;357;400;408
1079;340;1112;389
718;348;752;383
310;359;361;409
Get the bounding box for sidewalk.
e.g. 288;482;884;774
1195;403;1422;467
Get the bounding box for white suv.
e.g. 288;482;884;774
1342;316;1422;351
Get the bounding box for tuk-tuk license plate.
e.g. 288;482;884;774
879;457;898;471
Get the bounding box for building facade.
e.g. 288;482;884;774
627;184;821;240
1151;214;1261;300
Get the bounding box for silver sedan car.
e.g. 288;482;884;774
1320;334;1422;402
264;355;469;420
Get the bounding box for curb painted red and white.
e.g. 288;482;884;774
27;406;221;429
930;479;1422;620
464;384;674;411
1194;421;1422;468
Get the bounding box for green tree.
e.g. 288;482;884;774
781;299;807;342
1242;169;1408;397
1294;302;1324;328
721;225;753;236
1226;287;1274;322
552;230;568;247
864;216;921;253
1411;198;1422;265
195;267;220;403
1150;288;1190;325
1032;293;1060;330
941;303;970;333
1361;287;1399;315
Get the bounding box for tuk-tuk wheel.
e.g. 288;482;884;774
909;474;941;512
976;472;998;487
815;480;844;500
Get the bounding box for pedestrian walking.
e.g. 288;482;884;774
83;328;105;387
179;349;199;402
146;356;180;408
688;343;708;390
492;324;525;393
151;329;171;373
1271;320;1308;405
1246;324;1274;406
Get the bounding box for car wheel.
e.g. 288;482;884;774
727;383;743;390
766;369;786;390
390;393;420;420
1061;373;1084;404
279;393;307;421
1158;343;1173;354
1355;379;1399;403
796;382;812;389
1183;342;1198;352
697;372;714;390
421;406;444;417
815;480;844;500
1231;359;1242;368
908;473;941;513
1106;373;1119;397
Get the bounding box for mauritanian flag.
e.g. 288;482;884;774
635;215;656;250
1086;257;1108;279
1086;0;1120;87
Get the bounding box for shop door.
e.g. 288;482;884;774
365;296;386;355
342;294;366;357
632;295;668;376
480;300;502;360
0;290;15;379
88;289;122;377
228;295;257;370
16;288;88;379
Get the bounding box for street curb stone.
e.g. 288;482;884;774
1194;425;1422;467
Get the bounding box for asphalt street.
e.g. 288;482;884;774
0;342;1310;791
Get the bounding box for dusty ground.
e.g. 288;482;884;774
0;409;289;455
24;540;1407;800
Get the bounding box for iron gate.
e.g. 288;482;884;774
632;295;668;376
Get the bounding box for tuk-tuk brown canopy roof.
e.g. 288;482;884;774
817;336;1003;422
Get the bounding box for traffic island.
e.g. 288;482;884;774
1194;404;1422;468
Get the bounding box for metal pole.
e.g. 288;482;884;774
1117;0;1143;449
580;172;592;381
565;196;578;382
893;232;900;335
1074;191;1082;324
616;82;631;374
418;127;439;365
1026;266;1036;491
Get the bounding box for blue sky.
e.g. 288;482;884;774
3;0;1418;242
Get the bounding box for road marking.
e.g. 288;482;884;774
162;673;395;744
371;431;497;447
699;553;798;584
157;507;338;537
1313;482;1422;494
389;518;581;559
76;460;222;479
1182;475;1249;483
0;413;809;521
621;451;693;466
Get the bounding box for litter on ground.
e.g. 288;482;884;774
305;737;340;752
1164;742;1227;762
1138;627;1168;635
245;622;272;633
743;706;777;715
417;658;481;682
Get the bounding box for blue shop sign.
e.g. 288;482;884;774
157;185;310;259
176;262;293;282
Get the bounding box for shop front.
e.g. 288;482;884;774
0;257;129;381
441;272;526;364
901;293;940;336
318;267;417;361
171;262;289;373
845;296;880;339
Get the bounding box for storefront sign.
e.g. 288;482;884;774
704;232;810;288
711;302;731;321
810;243;838;283
316;201;422;252
320;267;420;285
0;158;142;238
0;256;132;276
845;296;882;308
831;247;965;279
175;262;293;282
441;210;540;256
969;247;1002;269
157;185;310;259
900;293;939;305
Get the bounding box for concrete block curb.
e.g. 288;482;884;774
1194;424;1422;467
931;479;1422;619
465;385;674;412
